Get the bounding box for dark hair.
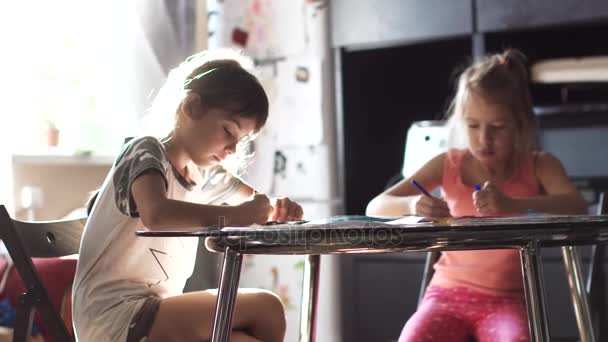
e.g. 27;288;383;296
446;48;538;155
86;191;98;215
183;58;269;132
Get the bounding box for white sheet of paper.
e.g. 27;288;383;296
246;0;306;58
303;1;328;58
273;57;323;146
207;0;246;49
272;144;332;200
386;216;428;225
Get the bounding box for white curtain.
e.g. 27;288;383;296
0;1;196;216
1;0;216;290
0;0;201;210
0;0;199;151
134;0;199;121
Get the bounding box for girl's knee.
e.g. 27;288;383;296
148;321;211;342
257;291;285;311
476;313;530;342
256;291;286;328
233;290;285;342
242;290;285;315
399;310;471;342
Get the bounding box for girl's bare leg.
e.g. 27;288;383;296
146;289;286;342
230;331;263;342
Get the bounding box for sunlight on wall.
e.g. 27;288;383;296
0;0;148;215
0;0;195;215
2;0;138;157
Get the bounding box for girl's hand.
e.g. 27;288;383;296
270;197;304;221
234;193;273;226
413;195;450;218
472;181;517;215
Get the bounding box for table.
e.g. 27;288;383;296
137;215;608;342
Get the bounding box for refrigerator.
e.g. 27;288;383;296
206;1;341;341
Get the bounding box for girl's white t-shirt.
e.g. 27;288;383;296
72;136;240;342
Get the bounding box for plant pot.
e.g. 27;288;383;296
45;127;60;147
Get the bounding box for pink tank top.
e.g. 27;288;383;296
429;149;540;297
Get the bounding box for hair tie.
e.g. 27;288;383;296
499;57;508;66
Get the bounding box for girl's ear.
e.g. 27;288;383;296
182;93;204;119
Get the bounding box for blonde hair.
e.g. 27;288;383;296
445;49;538;160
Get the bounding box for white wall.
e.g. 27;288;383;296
11;159;111;220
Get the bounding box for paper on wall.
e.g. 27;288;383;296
303;0;328;58
272;144;332;200
241;130;276;194
246;0;307;58
206;0;247;49
272;57;323;146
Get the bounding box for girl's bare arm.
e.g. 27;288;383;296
131;172;270;230
514;152;587;215
366;152;446;217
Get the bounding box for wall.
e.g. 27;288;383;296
11;159;111;220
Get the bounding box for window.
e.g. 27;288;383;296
2;0;139;157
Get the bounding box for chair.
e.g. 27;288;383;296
398;120;447;306
0;205;85;342
417;250;440;307
587;192;608;340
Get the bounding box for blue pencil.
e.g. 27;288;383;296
411;180;433;198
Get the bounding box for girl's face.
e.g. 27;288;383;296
180;96;257;166
463;94;518;168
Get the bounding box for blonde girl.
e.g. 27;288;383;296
367;49;586;342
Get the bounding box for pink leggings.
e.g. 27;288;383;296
398;286;531;342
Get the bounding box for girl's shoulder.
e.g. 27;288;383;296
410;150;464;180
533;150;562;164
114;136;166;164
420;150;450;170
531;150;566;178
124;136;164;150
530;150;560;166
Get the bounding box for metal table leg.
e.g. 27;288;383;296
212;247;243;342
562;246;596;342
587;244;606;340
520;242;550;342
418;251;440;307
299;254;321;342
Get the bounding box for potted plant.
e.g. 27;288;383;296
43;119;60;147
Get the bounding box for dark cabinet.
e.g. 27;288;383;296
339;253;427;342
476;0;608;32
330;0;473;49
341;249;601;342
337;38;471;215
332;2;608;342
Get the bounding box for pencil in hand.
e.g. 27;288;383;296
410;179;451;219
411;180;433;198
